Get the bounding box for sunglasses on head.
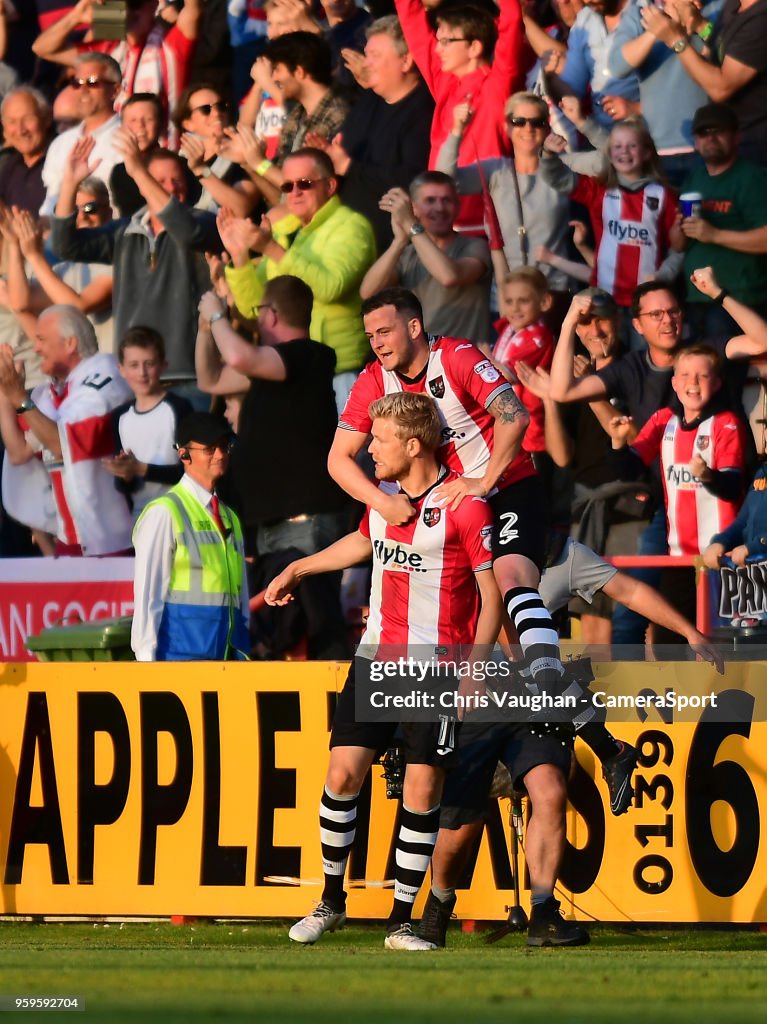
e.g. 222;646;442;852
280;178;323;194
508;116;549;129
76;201;104;215
190;101;228;117
72;75;111;90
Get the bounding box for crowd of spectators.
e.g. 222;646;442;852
2;0;767;653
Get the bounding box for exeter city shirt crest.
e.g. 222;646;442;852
429;375;445;399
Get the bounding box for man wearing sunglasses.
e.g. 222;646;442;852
32;0;204;150
40;53;122;217
222;147;376;410
51;128;221;383
131;411;250;662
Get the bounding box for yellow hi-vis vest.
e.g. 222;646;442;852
136;482;248;661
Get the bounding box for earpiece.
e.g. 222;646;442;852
179;448;191;463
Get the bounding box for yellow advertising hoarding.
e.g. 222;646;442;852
0;660;765;923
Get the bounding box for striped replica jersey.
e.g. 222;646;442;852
82;24;196;148
358;471;494;647
493;318;554;453
340;336;536;490
572;177;679;307
27;352;133;555
631;407;746;555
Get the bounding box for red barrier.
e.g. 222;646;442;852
606;554;710;633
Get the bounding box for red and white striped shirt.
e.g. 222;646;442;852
359;471;494;648
572;177;679;307
28;353;133;555
493;318;553;454
631;407;746;555
82;24;196;149
340;337;535;490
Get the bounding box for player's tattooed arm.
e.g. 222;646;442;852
489;387;528;424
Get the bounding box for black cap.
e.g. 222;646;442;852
692;102;739;135
175;412;231;447
575;287;618;317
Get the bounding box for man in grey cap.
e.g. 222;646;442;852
679;102;767;339
131;411;250;662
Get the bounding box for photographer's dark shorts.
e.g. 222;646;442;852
439;720;572;829
489;475;547;571
330;664;459;769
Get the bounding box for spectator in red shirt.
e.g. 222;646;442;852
394;0;526;230
493;267;554;456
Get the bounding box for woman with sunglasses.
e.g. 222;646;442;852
437;91;603;324
174;83;260;218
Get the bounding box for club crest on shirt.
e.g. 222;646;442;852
646;196;659;211
423;506;441;528
429;375;445;399
473;359;501;384
696;436;710;451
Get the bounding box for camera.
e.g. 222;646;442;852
90;0;128;42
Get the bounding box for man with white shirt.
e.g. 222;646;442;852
40;52;122;216
131;411;250;662
0;304;133;556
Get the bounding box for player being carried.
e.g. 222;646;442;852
331;287;567;714
266;393;503;950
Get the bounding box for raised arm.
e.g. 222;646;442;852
13;208;112;315
198;290;286;380
515;361;574;468
394;0;439;91
176;0;204;39
32;0;94;66
691;267;767;358
0;384;35;465
194;304;252;397
180;132;260;219
0;347;62;459
641;4;756;103
548;296;609;403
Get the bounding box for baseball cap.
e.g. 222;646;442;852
692;102;739;135
175;412;231;447
575;287;618;318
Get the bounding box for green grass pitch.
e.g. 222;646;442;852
0;922;765;1023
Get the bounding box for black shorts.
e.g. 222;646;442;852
439;720;572;829
489;475;547;571
330;664;459;770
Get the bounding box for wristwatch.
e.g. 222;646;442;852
209;310;228;325
196;165;212;179
409;222;425;238
15;397;35;415
672;37;689;54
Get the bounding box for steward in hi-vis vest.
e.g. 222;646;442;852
131;412;250;661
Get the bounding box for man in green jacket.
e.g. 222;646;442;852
219;147;377;411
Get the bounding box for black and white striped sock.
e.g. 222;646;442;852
319;786;358;910
505;587;563;690
388;804;441;926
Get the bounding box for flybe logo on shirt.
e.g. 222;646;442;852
607;220;650;244
372;538;427;572
667;465;699;488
